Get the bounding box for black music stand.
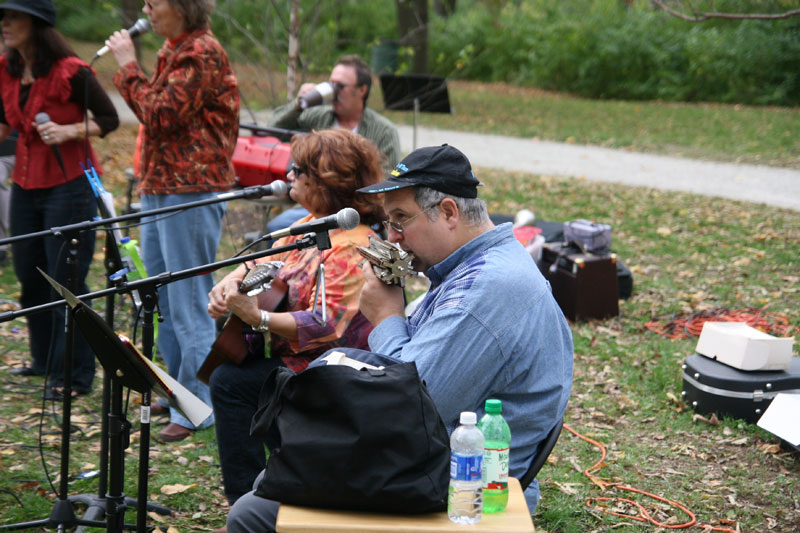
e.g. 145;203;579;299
379;73;453;150
40;271;212;533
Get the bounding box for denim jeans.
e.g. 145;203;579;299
10;179;97;391
140;193;225;430
210;354;285;504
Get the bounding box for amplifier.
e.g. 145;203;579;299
232;136;291;187
540;243;619;321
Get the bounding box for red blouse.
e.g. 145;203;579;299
113;28;240;194
0;55;103;189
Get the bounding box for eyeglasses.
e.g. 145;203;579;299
382;202;441;234
332;82;357;93
286;164;305;178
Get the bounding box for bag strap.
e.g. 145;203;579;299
250;366;295;438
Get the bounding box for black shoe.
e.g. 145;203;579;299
43;386;89;401
10;366;44;376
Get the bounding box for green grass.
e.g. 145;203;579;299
0;77;798;531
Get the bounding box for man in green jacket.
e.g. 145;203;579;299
270;54;401;169
267;55;401;233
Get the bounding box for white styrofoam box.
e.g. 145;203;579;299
695;321;794;371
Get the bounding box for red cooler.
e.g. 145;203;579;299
232;136;291;186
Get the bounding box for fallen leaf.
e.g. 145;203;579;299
160;483;196;495
554;482;579;495
692;413;721;426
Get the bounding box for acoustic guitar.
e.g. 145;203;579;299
197;262;287;384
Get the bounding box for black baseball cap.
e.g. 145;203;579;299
0;0;56;26
357;144;481;198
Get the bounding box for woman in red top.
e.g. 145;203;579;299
105;0;239;442
0;0;119;396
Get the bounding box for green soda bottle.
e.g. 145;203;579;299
477;399;511;513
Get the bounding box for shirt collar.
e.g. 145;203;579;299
167;30;191;48
426;223;514;287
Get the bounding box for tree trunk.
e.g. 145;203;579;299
434;0;457;18
287;0;300;103
396;0;428;74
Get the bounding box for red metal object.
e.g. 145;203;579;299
232;136;291;186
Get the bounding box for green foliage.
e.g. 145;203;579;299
428;0;800;105
52;0;799;105
54;0;119;41
210;0;396;73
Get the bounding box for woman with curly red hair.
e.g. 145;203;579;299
207;128;385;505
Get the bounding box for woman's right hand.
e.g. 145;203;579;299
105;30;138;68
207;276;241;319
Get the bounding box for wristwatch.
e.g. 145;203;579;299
254;310;270;332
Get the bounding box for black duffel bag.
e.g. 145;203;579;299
250;348;450;513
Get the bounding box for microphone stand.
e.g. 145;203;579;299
0;211;331;533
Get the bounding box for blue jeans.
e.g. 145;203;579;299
140;193;225;430
210;354;285;504
10;179;97;391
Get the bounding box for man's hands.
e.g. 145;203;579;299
359;262;406;326
105;30;138;68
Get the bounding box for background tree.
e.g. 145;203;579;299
396;0;428;73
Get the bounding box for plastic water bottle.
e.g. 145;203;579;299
448;411;484;524
478;399;512;513
118;237;146;281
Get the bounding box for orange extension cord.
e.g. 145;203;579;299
645;306;795;339
563;423;739;532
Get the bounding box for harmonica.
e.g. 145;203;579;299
357;235;415;287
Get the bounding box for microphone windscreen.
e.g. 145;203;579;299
336;208;360;230
271;180;288;198
129;18;152;38
35;112;50;125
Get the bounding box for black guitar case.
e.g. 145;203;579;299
682;353;800;423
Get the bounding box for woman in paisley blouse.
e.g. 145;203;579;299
206;128;385;505
105;0;239;442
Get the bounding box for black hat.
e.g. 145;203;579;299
357;144;481;198
0;0;56;26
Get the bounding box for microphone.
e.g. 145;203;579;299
95;18;152;58
216;180;289;201
264;207;360;240
35;112;67;178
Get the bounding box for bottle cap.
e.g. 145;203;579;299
459;411;477;425
485;398;502;414
120;236;131;244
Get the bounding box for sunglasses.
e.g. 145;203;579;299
286;164;305;178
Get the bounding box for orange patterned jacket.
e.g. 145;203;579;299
114;28;239;194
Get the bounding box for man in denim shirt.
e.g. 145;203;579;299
224;145;572;531
358;144;573;512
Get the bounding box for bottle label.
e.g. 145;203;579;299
450;453;482;482
482;447;509;490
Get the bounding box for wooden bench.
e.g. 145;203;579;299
275;477;534;533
